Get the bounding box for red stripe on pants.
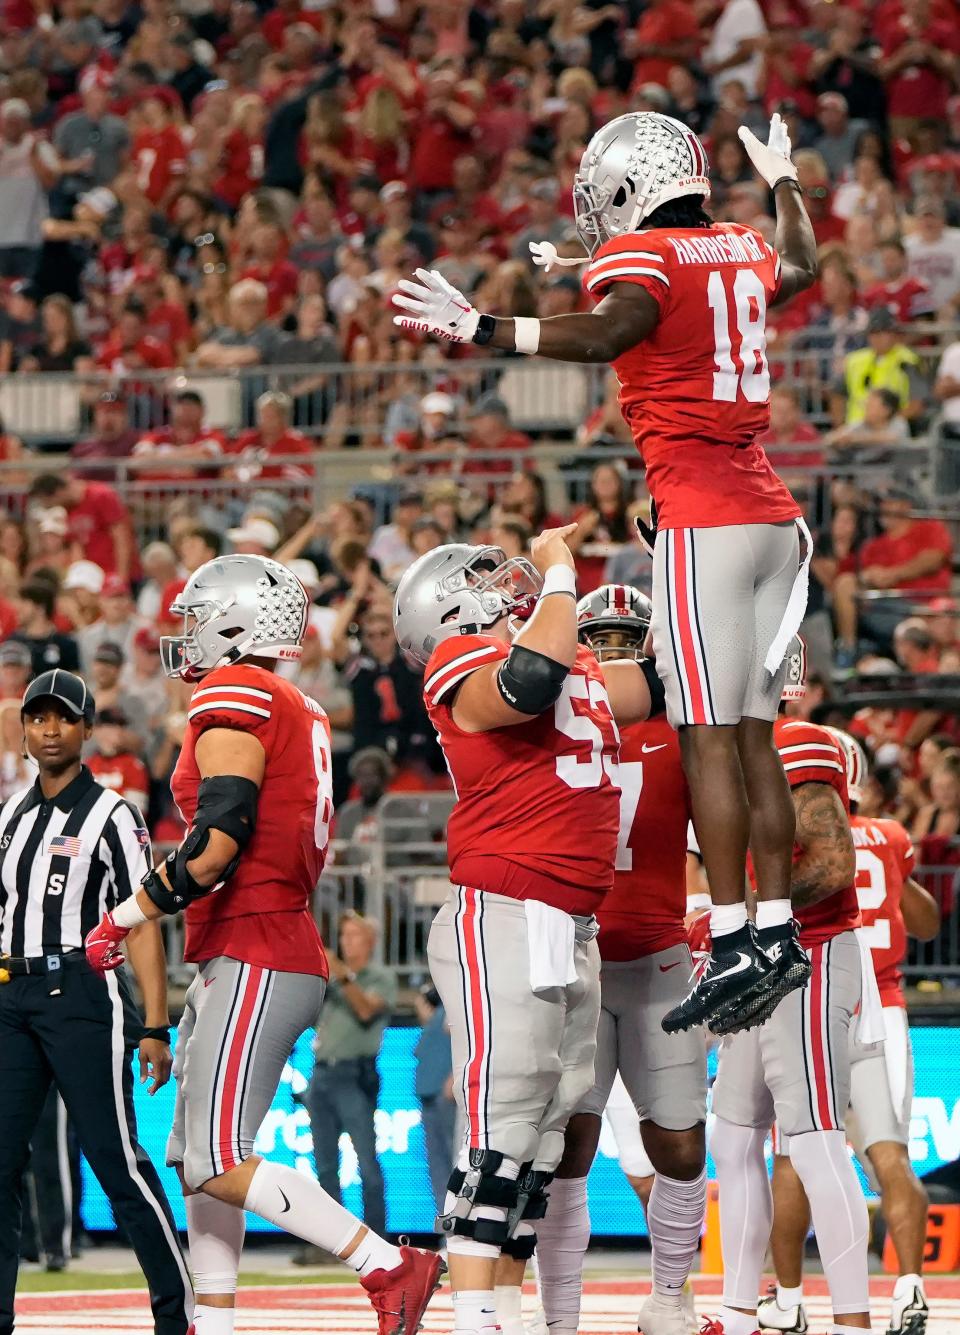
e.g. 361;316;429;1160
672;531;707;725
218;966;264;1171
461;888;487;1149
808;945;835;1131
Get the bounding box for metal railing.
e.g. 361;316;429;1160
2;319;958;447
904;863;960;984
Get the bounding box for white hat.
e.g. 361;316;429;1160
226;518;280;551
63;559;105;594
288;558;320;591
421;391;456;416
36;506;68;537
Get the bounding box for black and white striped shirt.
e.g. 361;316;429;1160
0;767;151;957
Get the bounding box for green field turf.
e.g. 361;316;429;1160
18;1269;346;1292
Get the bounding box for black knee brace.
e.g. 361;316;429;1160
507;1167;554;1235
435;1149;521;1247
500;1231;538;1260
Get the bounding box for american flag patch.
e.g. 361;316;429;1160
134;828;150;849
48;835;83;858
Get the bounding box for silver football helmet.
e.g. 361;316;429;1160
577;584;652;661
573;112;711;254
160;553;308;680
394;543;542;667
826;726;868;805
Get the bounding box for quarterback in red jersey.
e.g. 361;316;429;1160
393;532;663;1335
762;729;940;1335
534;586;706;1335
709;681;877;1335
392;110;821;1036
85;554;442;1335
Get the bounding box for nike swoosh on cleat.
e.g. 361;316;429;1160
717;952;754;977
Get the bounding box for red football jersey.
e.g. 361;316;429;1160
132;125;187;205
597;715;692;960
424;636;620;915
582;225;801;531
774;718;860;946
851;814;913;1008
214;129;264;209
171;665;331;976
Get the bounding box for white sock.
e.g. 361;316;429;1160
789;1131;869;1318
494;1284;522;1320
893;1272;924;1297
186;1192;243;1334
532;1175;589;1335
711;903;748;938
649;1168;707;1299
777;1283;804;1308
192;1306;236;1335
711;1118;771;1310
756;899;792;930
832;1326;867;1335
242;1160;401;1277
452;1288;499;1333
716;1307;759;1335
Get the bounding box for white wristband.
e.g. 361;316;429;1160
514;316;541;355
541;564;577;598
112;895;150;929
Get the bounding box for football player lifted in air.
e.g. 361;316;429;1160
393;111;819;1035
85;554;443;1335
533;585;706;1335
393;529;666;1335
760;728;939;1335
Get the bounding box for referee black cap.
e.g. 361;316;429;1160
21;670;95;725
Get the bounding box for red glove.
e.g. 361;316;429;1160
84;911;130;973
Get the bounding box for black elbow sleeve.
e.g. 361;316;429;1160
497;645;570;715
143;775;260;913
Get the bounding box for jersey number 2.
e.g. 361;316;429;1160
707;269;770;404
855;847;890;951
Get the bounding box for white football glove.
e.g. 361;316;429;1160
528;240;587;273
392;268;480;343
737;112;798;188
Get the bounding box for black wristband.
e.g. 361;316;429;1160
772;177;802;195
472;313;496;346
640;657;667;718
141;1026;172;1044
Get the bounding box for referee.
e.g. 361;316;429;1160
0;670;193;1335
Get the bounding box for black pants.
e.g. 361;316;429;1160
308;1056;387;1237
0;960;192;1335
21;1087;73;1265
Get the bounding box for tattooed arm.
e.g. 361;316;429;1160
790;782;856;909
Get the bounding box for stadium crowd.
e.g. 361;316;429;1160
0;0;958;894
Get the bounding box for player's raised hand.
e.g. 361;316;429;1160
393;268;480;342
738;112;798;188
530;522;578;576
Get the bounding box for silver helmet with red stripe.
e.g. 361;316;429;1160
825;726;869;805
577;583;652;661
393;544;543;667
573;112;711;254
160;554;307;680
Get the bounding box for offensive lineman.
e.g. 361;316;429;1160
85;554;443;1335
393;531;663;1335
534;586;705;1335
708;704;876;1335
392;111;819;1034
760;729;939;1335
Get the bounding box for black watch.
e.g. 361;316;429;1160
472;313;496;346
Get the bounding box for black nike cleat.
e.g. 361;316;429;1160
708;920;811;1035
661;924;773;1034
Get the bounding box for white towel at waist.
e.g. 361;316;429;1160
524;899;577;993
764;516;813;674
855;926;886;1045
